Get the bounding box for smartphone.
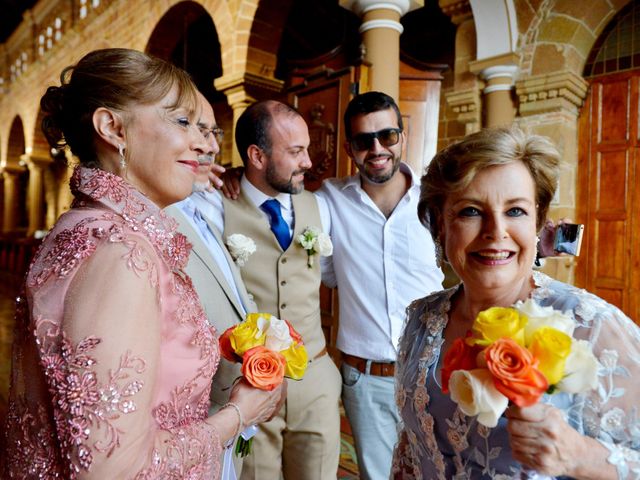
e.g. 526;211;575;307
553;223;585;256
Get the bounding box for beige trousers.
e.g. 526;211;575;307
239;354;342;480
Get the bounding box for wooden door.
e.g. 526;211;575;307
399;62;445;175
286;66;363;359
577;70;640;322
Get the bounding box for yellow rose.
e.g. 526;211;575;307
231;313;270;355
467;307;527;347
528;326;571;385
280;342;308;380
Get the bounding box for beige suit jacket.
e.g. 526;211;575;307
165;203;256;410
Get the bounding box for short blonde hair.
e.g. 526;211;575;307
418;127;560;241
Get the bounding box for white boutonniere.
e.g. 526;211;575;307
296;226;333;268
225;233;256;267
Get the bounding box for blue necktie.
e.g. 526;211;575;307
261;199;291;250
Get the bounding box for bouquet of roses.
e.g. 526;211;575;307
442;299;599;427
219;313;308;455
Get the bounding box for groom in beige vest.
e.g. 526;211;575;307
216;100;341;479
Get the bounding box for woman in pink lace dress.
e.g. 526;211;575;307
3;48;284;479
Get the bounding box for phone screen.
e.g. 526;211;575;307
553;223;585;256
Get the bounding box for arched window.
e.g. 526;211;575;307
584;1;640;77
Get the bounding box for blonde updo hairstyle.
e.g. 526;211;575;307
41;48;198;167
418;127;560;242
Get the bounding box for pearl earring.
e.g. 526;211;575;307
118;144;126;169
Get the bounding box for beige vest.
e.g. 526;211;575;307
223;190;326;358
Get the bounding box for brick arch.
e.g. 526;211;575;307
145;1;223;100
469;0;518;60
525;0;632;77
32;108;50;159
239;0;294;78
7;116;26;167
136;0;235;75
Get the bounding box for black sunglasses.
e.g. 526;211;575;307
349;128;402;151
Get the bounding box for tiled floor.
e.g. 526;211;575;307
0;270;360;478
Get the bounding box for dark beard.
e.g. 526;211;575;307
358;154;401;184
266;162;306;194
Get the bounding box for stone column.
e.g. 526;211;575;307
23;154;51;235
341;0;422;101
516;70;589;284
469;53;519;127
215;73;284;167
442;0;482;134
2;167;22;233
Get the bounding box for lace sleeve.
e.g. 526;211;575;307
584;305;640;479
47;236;221;478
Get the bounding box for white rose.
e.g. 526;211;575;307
449;369;509;428
297;227;321;251
515;299;575;345
226;234;256;266
556;339;599;393
255;315;269;339
264;317;293;351
316;232;333;256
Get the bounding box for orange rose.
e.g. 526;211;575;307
441;338;478;394
284;319;304;345
485;338;548;407
219;326;242;363
242;346;286;391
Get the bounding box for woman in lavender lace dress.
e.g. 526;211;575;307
3;48;284;479
391;127;640;479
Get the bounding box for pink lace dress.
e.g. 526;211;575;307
4;167;222;479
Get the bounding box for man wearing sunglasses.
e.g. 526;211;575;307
317;91;444;480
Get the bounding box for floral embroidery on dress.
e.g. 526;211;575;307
34;316;146;470
4;399;59;477
5;166;223;479
134;423;221;479
392;272;640;479
29;219;98;286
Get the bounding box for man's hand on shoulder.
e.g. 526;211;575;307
219;167;244;199
207;163;226;192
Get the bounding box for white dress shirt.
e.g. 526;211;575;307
177;194;246;315
316;163;444;361
204;175;331;236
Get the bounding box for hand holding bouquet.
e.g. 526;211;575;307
442;299;599;427
219;313;308;455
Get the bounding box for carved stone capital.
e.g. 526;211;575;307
445;87;481;127
214;72;284;106
339;0;423;17
22;153;52;170
516;71;589;116
1;164;25;178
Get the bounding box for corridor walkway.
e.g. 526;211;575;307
0;271;19;427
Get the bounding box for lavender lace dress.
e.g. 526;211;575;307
4;167;223;478
391;272;640;479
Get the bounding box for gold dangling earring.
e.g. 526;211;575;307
118;144;126;169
